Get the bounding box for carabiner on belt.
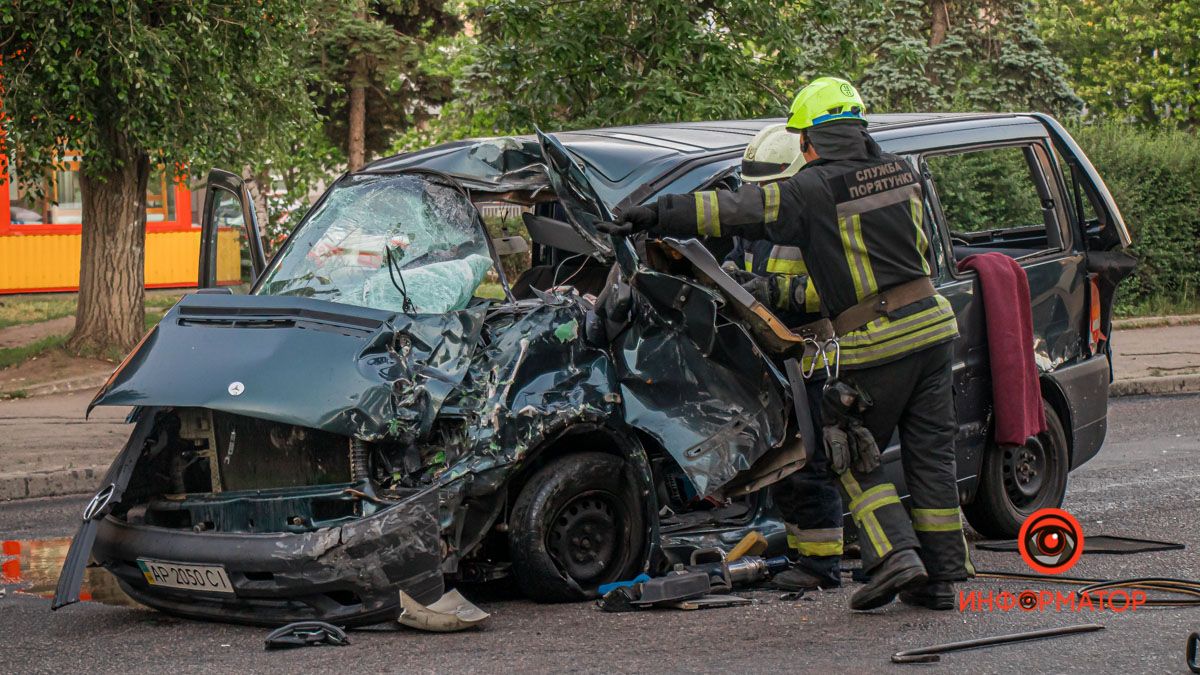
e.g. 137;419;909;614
800;335;841;382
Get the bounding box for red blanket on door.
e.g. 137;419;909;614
958;253;1047;445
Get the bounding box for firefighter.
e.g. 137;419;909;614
599;77;971;611
726;124;844;592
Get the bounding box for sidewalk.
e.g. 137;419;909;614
1109;321;1200;396
0;391;129;500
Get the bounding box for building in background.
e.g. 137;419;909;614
1;153;241;294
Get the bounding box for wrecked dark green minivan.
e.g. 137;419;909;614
55;115;1133;626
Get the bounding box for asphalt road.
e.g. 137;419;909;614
2;394;1199;674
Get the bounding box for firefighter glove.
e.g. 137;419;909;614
848;423;882;474
597;205;658;236
824;425;851;475
740;275;775;306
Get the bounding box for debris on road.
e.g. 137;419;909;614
976;535;1184;555
663;594;751;611
890;623;1104;664
264;621;350;650
398;589;490;632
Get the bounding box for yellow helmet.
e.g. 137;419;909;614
786;77;866;132
741;123;805;183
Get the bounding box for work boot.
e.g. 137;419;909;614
899;581;956;610
849;549;927;611
772;567;828;592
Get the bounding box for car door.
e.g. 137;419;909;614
919;139;1088;486
198;169;268;290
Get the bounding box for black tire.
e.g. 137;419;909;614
964;401;1070;538
508;452;644;603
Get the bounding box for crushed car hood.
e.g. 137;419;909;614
90;294;485;440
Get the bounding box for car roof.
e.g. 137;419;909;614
366;113;1049;206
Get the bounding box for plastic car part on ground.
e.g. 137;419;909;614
398;589;491;632
264;621;351;649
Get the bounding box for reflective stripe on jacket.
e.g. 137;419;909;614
656;150;957;369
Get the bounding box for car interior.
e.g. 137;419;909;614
926;143;1068;263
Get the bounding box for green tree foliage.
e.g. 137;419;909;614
822;0;1082;113
1071;124;1200;312
1039;0;1199;127
309;0;460;167
442;0;810;135
420;0;1080;143
1;0;318;352
925;147;1044;233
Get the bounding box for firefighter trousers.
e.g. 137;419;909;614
773;377;843;586
839;342;972;582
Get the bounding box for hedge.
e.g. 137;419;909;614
1070;124;1200;315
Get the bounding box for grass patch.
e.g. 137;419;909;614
0;335;69;370
0;389;28;400
145;292;185;309
1114;294;1200;319
0;292;183;330
0;295;77;329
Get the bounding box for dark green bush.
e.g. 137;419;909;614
1069;124;1200;315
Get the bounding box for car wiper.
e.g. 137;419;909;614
385;246;417;315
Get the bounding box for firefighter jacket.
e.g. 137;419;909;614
653;124;958;369
724;237;822;327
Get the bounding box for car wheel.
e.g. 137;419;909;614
509;452;644;603
963;401;1069;539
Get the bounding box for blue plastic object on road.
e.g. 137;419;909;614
599;574;651;596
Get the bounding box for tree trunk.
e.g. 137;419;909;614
927;0;950;85
929;0;949;47
69;135;149;356
348;58;367;171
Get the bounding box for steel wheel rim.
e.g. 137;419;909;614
547;490;621;585
1003;436;1049;507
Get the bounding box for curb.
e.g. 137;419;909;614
1112;314;1200;330
1110;374;1200;397
0;467;105;501
1;372;109;399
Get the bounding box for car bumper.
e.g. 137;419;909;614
93;488;444;627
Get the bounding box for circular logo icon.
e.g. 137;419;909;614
840;83;854;97
1018;507;1084;574
227;381;245;396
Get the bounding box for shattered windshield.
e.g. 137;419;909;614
257;174;496;313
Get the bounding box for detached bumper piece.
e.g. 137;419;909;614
264;621;350;650
94;488;444;627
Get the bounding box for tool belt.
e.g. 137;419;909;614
831;276;936;336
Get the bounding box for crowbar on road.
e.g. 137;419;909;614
891;623;1105;664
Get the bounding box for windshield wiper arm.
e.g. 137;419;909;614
385;247;417;315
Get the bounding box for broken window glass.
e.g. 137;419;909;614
257;174;496;313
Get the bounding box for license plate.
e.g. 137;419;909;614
137;559;234;594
